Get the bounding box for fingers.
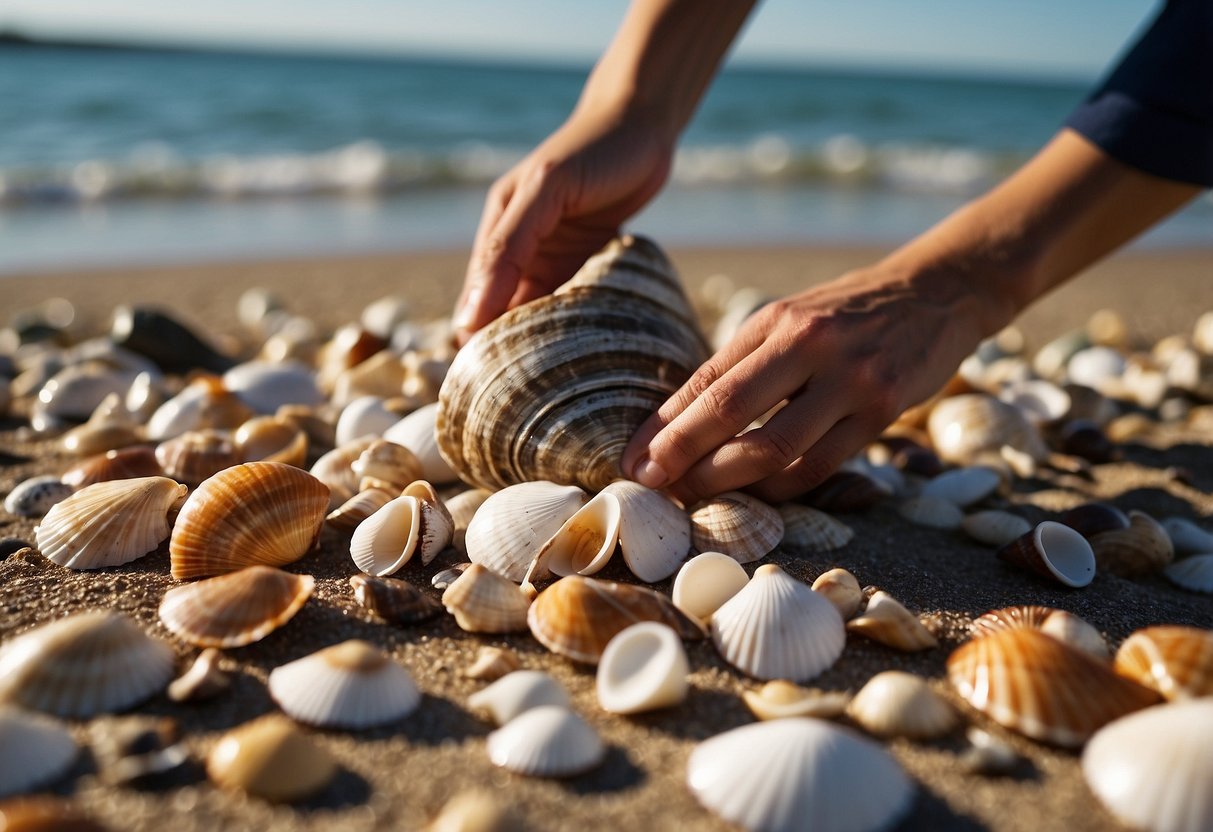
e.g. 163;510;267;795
745;415;871;503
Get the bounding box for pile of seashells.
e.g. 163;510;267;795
1;235;1212;832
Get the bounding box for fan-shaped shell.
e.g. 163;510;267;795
946;627;1160;747
846;591;938;651
0;611;175;718
436;235;709;492
268;640;419;729
777;504;853;552
1161;517;1213;556
61;446;163;490
961;510;1032;548
596;622;688;714
206;714;337;803
155;430;241;487
742;681;851;721
467;670;571;726
383;402;459;484
971;605;1108;658
1114;626;1213;700
687;719;913;832
711;564;845;681
1087;510;1174;577
442;564;532;633
528;575;703;665
1163;554;1213;593
897;495;964;529
928;394;1048;465
602;480;690;582
158;566;314;648
464;482;587;582
485;705;604;778
671;551;749;624
0;706;79;798
234;415;307;466
846;671;958;739
690;492;783;564
35;476;186;570
349;574;442;625
4;475;73;518
169;462;329;580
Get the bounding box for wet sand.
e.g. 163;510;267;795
2;243;1212;831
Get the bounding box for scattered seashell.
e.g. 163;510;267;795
34;363;138;427
167;649;231;702
317;324;385;395
799;470;890;513
671;551;749;624
169;462;329;579
467;671;571;727
0;611;175;718
1161;516;1213;556
846;591;938;652
525;490;622;582
326;486;395;533
777;504;853;552
1163;554;1213;593
349;574;442;625
1066;346;1126;392
446;488;492;555
465;647;521;683
1058;419;1117;463
384;402;459;484
351;439;424;492
947;627;1160;747
349;495;452;576
268;640;420;729
206;714;337;803
846;671;958;740
810;568;863;620
485;705;604;778
961;510;1032;548
1106;411;1155;442
159;566;314;648
443;564;532;634
155;429;241;487
464;482;587;583
920;466;1001;507
996;521;1096;588
90;715;188;786
960;726;1025;777
596;622;688;714
309;436;374;509
58;399;143;457
332;348;404;406
1058;502;1130;539
711;564;845;681
602;480;690;582
897;495;965;529
35;476;186;570
4;475;73;517
146;376;253;442
741;681;851;721
0;706;79;798
61;446;162;490
1114;626;1213;700
1083;700;1213;832
969;605;1109;658
686;719;913;832
528;575;703;665
431;562;472;590
335;395;397;447
928;394;1049;465
997;378;1071;424
234;415;307;466
1087;510;1174;577
425;789;522;832
690;492;783;564
223;361;323;415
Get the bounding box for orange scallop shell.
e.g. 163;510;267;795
1114;625;1213;701
159;565;314;647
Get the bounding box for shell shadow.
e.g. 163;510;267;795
357;693;487;747
558;744;647;796
633;687;750;742
900;786;989;831
292;765;373;811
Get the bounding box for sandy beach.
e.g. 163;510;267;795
2;242;1213;832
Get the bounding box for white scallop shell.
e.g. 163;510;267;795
485;705;604;778
686;719;913;832
467;670;571;727
267;640;419;729
777;504;854;552
1164;554;1213;593
596;622;688;714
1083;701;1213;832
846;671;958;740
4;475;73;517
349;495;421;576
335;395;398;446
1161;517;1213;557
0;705;79;798
710;564;845;682
928;394;1048;465
897;495;964;529
223;361;323;414
601;480;690;582
671;552;750;624
384;402;459;484
464;482;587;582
527;490;622;582
961;510;1032;548
920;466;1000;507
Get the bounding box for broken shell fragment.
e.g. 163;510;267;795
1087;510;1174;577
777;504;853;552
485;705;604;778
206;715;337;803
846;591;938;652
465;647;521;683
0;706;79;798
1114;626;1213;700
268;640;420;729
671;551;749;624
4;476;73;518
596;622;688;714
464;482;588;583
961;510;1032;548
1163;554;1213;593
467;671;571;727
996;521;1096;588
690;492;783;564
158;566;314;648
442;564;532;634
167;649;231;703
810;568;863;621
602;480;690;582
741;681;851;721
349;574;442;625
846;671;958;740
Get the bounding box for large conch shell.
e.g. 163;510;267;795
436;235;709;491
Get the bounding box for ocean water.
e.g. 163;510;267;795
0;43;1208;272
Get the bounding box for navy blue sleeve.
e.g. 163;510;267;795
1065;0;1213;187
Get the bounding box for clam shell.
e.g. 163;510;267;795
169;462;329;580
349;574;442;625
309;437;374;509
467;670;571;726
442;564;532;634
234;415;307;466
1058;502;1130;539
445;488;492;555
971;605;1108;658
686;719;913;832
436;235;709;492
928;394;1048;465
158;566;314;648
596;622;688;714
206;714;337;803
167;648;231;702
846;671;958;739
0;611;175;718
35;476;186;570
146;376;254;441
742;681;851;721
897;495;964;529
711;564;845;681
810;568;863;620
1163;554;1213;593
485;705;604;778
671;551;749;624
690;492;783;564
1162;516;1213;556
335;395;397;447
528;575;703;665
525;491;622;583
61;446;163;490
4;475;73;518
326;487;395;533
846;591;938;652
1083;701;1213;832
961;510;1032;548
996;521;1096;588
1087;510;1174;577
920;466;1001;506
602;480;690;582
464;482;587;583
465;647;520;682
383;402;459;484
777;504;853;552
268;640;419;729
351;439;424;492
155;429;241;487
223;361;323;414
350;495;424;576
0;706;79;798
946;627;1160;747
58;405;142;457
1114;626;1213;700
800;470;891;513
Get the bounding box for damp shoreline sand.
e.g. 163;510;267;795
2;243;1213;831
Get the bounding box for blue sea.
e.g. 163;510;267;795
0;43;1208;273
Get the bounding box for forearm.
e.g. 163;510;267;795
579;0;758;140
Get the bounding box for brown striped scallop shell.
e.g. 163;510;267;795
971;605;1108;658
690;492;783;564
61;445;163;489
169;462;330;580
158;566;314;648
155;430;242;487
442;563;532;633
946;627;1160;747
1087;510;1174;577
436;235;710;492
1114;625;1213;700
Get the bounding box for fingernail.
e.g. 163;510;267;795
453;285;482;330
633;458;668;489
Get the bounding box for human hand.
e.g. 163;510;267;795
621;265;998;504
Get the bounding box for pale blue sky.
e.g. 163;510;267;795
0;0;1160;80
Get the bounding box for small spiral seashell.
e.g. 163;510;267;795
846;671;958;740
442;564;532;634
234;415;308;466
268;640;420;729
467;670;570;726
61;446;163;490
206;715;337;803
741;680;851;721
690;492;783;564
1087;510;1174;577
777;504;853;552
464;482;587;583
156;429;242;487
1114;626;1213;700
158;566;314;648
671;552;749;624
486;705;605;778
4;475;74;518
596;622;689;714
0;706;79;798
349;574;442;625
846;591;938;652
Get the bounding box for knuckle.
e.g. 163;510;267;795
685;364;721;399
701;383;748;429
650;425;698;471
749;428;797;471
